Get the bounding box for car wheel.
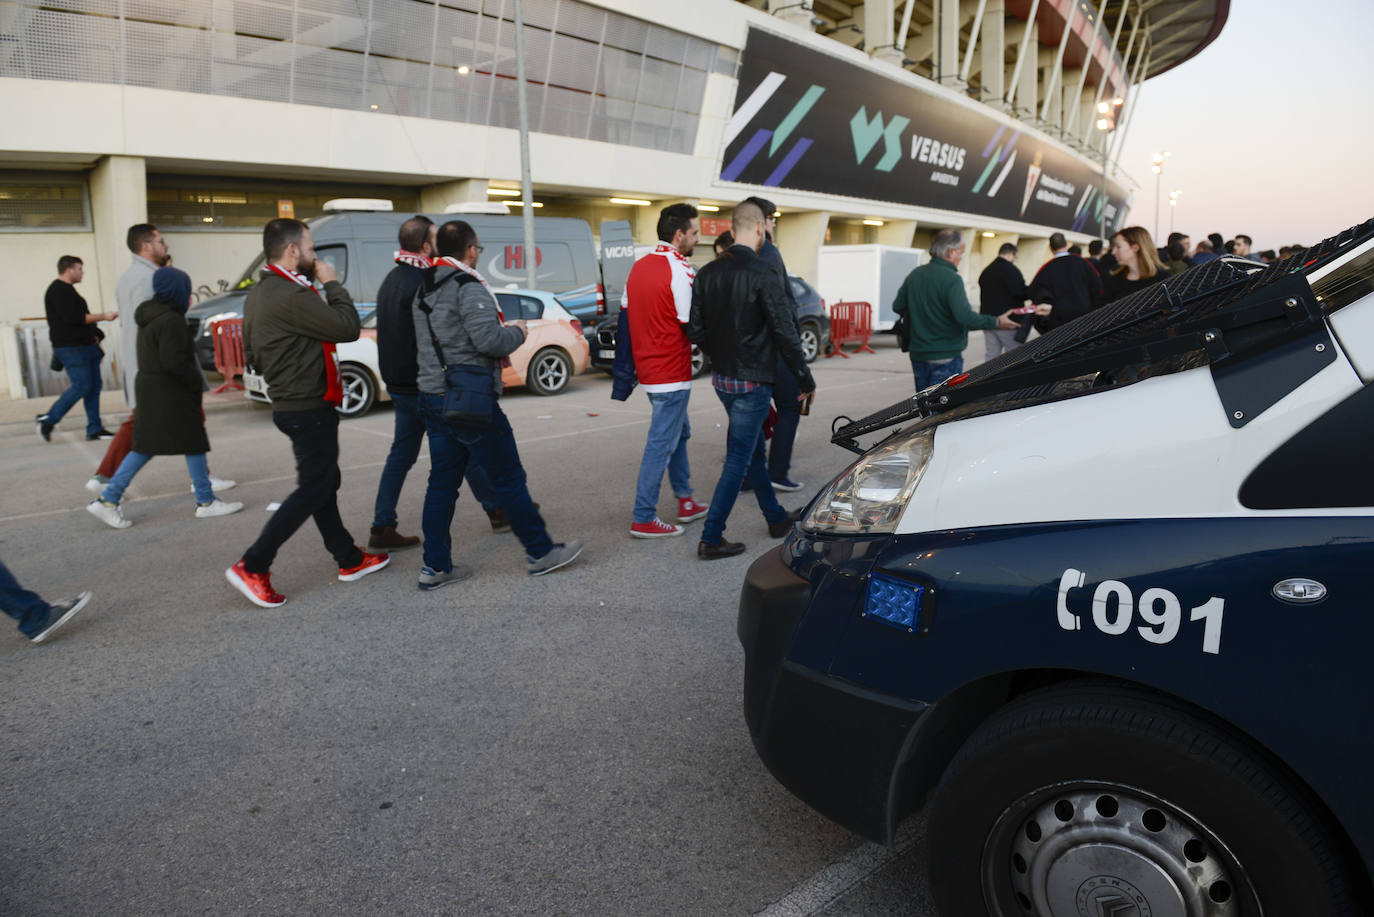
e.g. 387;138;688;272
527;347;572;395
799;322;820;363
690;344;709;378
927;682;1358;917
335;363;377;417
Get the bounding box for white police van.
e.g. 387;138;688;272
739;218;1374;916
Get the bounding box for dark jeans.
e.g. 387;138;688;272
418;393;553;571
243;407;362;573
373;392;498;528
702;385;786;545
45;344;104;435
0;559;50;637
909;355;964;391
768;356;801;482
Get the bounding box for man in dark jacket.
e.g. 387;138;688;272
688;201;816;560
1030;232;1104;332
37;255;117;442
977;242;1030;359
226;219;388;609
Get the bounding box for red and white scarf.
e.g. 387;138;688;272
394;250;433;269
266;263;343;406
655;242;696;279
432;256;512;368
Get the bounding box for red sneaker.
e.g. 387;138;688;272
339;550;391;582
225;559;286;608
630;518;685;539
676;497;709;523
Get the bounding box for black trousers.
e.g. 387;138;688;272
243;407;362;573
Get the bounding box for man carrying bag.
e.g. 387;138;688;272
412;220;583;589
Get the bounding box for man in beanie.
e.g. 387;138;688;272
86;267;243;528
226;219;389;608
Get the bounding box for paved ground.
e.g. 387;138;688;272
1;336;964;916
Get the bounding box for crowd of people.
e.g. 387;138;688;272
894;224;1288;387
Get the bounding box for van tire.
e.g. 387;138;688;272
527;347;572;396
927;681;1359;916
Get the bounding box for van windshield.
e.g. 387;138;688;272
235;252;266;290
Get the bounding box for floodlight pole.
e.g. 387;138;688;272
514;0;538;291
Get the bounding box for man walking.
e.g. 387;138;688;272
413;220;582;588
976;242;1029;360
1;559;91;645
625;203;709;539
36;255;116;442
688;201;815;560
226;219;389;608
1029;232;1104;333
895;230;1018;390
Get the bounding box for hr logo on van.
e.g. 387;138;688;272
503;246;542;270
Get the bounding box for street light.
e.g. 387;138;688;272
1095;97;1124;243
1151;151;1171;241
1169;189;1182;234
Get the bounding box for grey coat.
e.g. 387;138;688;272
412;265;525;395
114;255;158;409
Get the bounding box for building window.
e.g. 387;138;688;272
0;173;91;232
146;175;420;229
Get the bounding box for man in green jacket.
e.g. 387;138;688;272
226;218;389;609
893;229;1020;390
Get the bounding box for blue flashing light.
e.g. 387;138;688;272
863;574;924;633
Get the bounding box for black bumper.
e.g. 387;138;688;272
737;546;928;843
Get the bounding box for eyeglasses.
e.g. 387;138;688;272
471;245;485;255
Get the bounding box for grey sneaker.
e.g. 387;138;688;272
418;564;474;591
31;592;92;644
527;541;583;576
86;499;131;529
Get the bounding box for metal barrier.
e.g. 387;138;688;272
826;301;877;357
210;318;246;393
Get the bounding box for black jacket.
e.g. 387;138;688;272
977;257;1028;316
375;261;426;395
1029;253;1104;331
688;245;814;392
131;297;209;456
45;280;98;348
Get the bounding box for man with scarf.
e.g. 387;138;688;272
624;202;709;539
226;218;389;609
413;220;583;589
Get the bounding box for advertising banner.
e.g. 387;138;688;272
720;28;1128;237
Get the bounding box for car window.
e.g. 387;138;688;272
496;293;544;320
315;245;347;285
790;277;807;299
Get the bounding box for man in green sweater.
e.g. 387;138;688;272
893;229;1020;390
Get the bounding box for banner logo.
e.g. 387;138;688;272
849;107;909;172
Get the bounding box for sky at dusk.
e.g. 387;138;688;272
1116;0;1374;252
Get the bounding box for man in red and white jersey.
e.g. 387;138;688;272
626;203;709;538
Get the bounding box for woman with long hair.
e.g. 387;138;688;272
1104;225;1169;304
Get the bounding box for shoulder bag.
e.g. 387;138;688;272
416;270;496;428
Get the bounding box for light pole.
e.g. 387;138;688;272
1151;151;1171;241
1169;189;1182;235
1095;98;1124;242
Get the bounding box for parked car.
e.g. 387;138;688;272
738;219;1374;915
243;289;589;417
589;274;829;375
189;208;604;371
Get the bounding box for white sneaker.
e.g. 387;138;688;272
195;499;244;518
87;499;131;529
85;476;107;495
191;476;237;494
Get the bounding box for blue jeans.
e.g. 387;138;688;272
375;392;499;527
910;355;964;391
419;393;553;571
633;388;693;524
0;559;51;637
101;451;212;505
702;385;786;545
46;344;104;435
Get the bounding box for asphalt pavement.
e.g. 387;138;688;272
1;336;958;916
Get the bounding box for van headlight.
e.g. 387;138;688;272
802;429;934;535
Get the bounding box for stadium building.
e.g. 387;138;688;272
0;0;1226;396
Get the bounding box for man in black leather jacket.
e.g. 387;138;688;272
688;201;816;560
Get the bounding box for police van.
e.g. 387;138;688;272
739;218;1374;915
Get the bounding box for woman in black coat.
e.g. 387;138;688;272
86;267;243;528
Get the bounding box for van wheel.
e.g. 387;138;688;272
527;348;572;395
927;682;1358;917
335;363;377;417
799;322;820;363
